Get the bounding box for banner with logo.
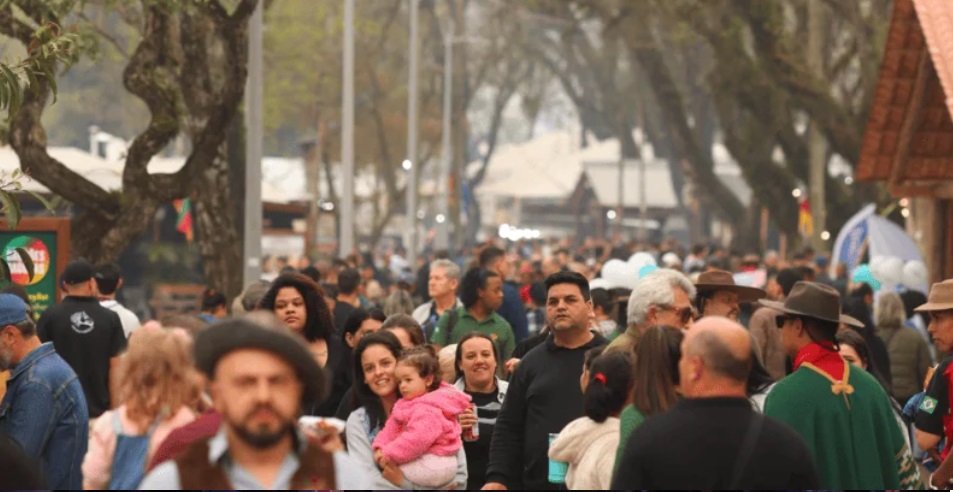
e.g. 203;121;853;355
0;218;70;320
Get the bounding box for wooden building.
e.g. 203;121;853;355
857;0;953;282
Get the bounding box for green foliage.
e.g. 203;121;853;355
0;19;93;119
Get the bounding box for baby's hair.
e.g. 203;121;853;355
398;346;442;392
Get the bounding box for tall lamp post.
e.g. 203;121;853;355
340;0;356;257
405;0;420;267
243;0;263;285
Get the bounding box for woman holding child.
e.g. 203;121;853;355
345;331;469;489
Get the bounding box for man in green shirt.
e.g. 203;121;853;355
431;268;515;361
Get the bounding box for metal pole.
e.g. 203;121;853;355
616;153;624;238
406;0;419;267
808;0;826;251
243;0;263;285
340;0;356;257
436;20;453;251
639;157;647;242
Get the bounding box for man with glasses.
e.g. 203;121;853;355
914;280;953;486
762;282;920;489
608;269;697;358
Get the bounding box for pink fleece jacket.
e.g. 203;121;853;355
372;382;472;464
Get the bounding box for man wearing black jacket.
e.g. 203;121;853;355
483;271;607;490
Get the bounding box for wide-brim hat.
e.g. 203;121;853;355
759;281;863;328
194;318;328;405
915;280;953;313
695;270;767;303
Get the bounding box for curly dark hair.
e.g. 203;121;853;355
258;273;334;342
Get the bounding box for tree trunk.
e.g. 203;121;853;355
193;149;244;300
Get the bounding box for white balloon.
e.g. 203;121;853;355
601;259;628;289
869;255;889;282
620;262;641;290
628;252;657;269
589;278;609;291
661;252;682;268
878;257;904;287
903;260;929;292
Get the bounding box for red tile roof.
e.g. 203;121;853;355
857;0;953;185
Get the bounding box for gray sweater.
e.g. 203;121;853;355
346;406;468;489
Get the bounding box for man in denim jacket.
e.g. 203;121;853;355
0;294;88;489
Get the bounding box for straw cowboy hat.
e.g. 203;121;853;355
915;280;953;313
694;270;767;303
759;281;863;328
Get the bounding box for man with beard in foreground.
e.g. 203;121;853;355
139;318;366;490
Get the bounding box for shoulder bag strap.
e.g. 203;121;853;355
446;308;459;343
728;412;763;489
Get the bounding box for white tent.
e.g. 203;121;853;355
830;204;924;274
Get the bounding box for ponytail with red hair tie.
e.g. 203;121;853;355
593;373;607;385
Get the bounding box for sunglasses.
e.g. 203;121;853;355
775;315;795;328
660;305;696;325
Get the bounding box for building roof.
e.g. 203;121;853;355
473;131;584;199
857;0;953;191
582;160;679;209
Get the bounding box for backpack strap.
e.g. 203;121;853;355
446;308;459;343
728;412;763;488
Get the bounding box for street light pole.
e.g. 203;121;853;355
406;0;420;267
243;0;263;285
340;0;356;258
436;19;454;252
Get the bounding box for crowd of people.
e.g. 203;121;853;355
2;236;953;489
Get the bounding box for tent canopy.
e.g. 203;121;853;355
830;204;924;274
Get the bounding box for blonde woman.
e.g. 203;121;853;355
82;328;200;490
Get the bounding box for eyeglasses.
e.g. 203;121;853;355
659;305;696;325
775;315;793;329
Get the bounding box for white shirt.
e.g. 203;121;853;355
100;299;141;338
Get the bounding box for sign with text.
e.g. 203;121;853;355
0;219;70;320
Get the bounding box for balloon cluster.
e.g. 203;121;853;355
853;256;928;294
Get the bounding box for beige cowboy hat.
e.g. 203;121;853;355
759;281;864;328
694;270;767;303
915;280;953;313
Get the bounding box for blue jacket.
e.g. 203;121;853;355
497;283;529;343
0;342;88;490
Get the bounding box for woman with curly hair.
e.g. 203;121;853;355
259;272;349;416
82;328;200;490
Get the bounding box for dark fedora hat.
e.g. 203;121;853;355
759;281;863;328
194;318;328;405
695;270;766;303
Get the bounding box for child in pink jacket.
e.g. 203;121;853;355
373;346;472;487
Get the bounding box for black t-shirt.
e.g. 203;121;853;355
612;397;819;489
332;301;356;335
916;356;953;437
37;296;126;418
463;389;502;490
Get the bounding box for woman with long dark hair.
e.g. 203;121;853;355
259;273;348;416
345;331;467;489
614;326;683;470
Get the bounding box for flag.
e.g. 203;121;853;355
798;199;813;237
173;198;194;242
